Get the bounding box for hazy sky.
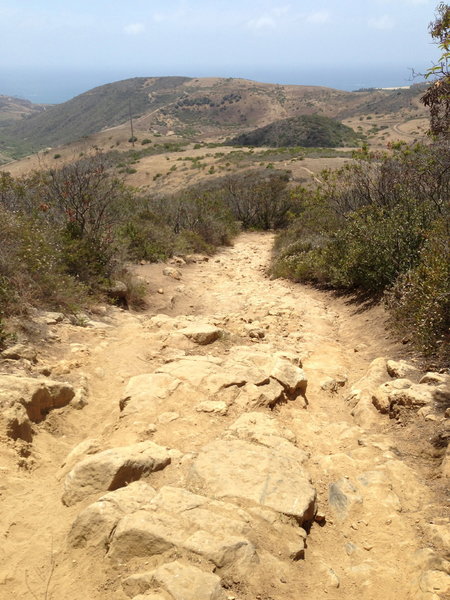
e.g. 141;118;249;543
0;0;442;101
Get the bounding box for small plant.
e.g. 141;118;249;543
53;154;61;159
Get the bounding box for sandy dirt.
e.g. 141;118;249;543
0;233;448;600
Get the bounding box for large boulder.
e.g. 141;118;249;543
189;439;316;524
71;484;309;591
62;441;171;506
108;486;256;568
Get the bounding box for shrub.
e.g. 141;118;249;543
386;219;450;358
0;208;88;316
272;140;450;357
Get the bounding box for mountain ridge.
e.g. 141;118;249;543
0;76;427;160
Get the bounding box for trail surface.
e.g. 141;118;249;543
0;232;448;600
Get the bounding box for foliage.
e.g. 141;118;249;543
230;115;362;148
386;219;450;358
220;170;297;229
272;141;450;356
0;207;88;317
421;3;450;137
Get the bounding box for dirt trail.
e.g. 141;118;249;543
0;232;448;600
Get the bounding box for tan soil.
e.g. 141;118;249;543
0;232;448;600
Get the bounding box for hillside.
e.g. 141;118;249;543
0;95;45;123
0;76;428;159
230;114;361;147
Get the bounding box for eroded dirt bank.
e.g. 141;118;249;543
0;232;449;600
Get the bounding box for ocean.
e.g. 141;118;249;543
0;65;427;104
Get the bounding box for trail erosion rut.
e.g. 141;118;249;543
0;233;449;600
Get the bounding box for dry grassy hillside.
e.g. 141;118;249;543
0;76;429;162
0;95;45;123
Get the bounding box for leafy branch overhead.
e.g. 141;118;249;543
422;2;450;137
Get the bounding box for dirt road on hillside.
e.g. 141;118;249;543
0;233;448;600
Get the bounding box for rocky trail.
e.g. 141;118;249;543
0;232;449;600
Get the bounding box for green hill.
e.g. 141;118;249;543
0;77;426;160
229;115;362;148
0;77;192;158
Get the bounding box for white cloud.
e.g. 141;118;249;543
248;16;276;30
306;10;331;24
273;6;291;18
124;22;145;35
368;15;395;30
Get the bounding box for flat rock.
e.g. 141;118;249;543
1;344;37;362
62;441;171;506
419;372;450;386
120;373;182;415
108;486;256;568
196;400;228;415
387;360;420;380
329;478;363;520
153;561;224;600
123;561;224;600
226;412;297;445
389;384;436;410
179;324;222;345
189;439;316;523
69;481;156;548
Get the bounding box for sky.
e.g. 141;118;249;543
0;0;442;102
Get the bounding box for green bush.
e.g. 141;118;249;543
272;140;450;357
322;199;431;292
386;219;450;358
0;208;88;316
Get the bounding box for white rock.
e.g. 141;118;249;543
179;324;222;345
62;441;171;506
196;401;228;415
123;561;224;600
189;439;315;523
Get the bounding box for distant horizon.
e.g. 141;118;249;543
0;65;426;104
